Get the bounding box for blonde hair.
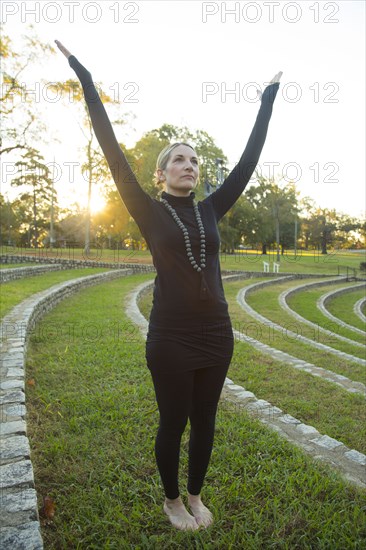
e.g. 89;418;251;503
154;142;197;186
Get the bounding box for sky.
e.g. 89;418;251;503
1;0;365;218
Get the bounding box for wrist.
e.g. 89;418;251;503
261;82;280;105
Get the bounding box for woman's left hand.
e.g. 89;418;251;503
55;40;72;59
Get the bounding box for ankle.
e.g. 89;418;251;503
165;495;182;505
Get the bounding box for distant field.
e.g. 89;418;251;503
1;246;365;275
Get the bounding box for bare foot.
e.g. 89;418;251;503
187;493;213;528
163;496;199;531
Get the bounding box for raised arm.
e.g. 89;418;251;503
206;75;281;222
55;40;152;223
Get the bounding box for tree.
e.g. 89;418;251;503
11;147;56;248
0;194;18;246
123;218;147;250
304;208;338;254
57;210;86;247
334;214;361;249
271;181;300;259
218;196;254;253
358;220;366;249
0;26;55;157
244;179;273;254
299;196;316;250
243;176;301;257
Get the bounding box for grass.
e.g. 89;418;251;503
26;273;366;548
219;248;366;275
228;342;366;453
138;284;366;454
287;285;366;344
326;288;366;332
245;280;366;359
0;268;111;319
0;263;39;268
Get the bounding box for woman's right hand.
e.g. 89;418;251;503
55;40;72;59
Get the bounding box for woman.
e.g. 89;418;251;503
55;40;281;531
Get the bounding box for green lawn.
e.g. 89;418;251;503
288;285;366;344
0;268;112;319
0;263;38;268
245;280;366;359
26;274;366;548
220;249;365;275
326;288;366;332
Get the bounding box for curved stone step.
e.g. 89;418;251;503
317;284;366;336
221;380;366;489
226;277;366;395
354;297;366;323
279;283;365;349
237;280;366;366
1;264;64;283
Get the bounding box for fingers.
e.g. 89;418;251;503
275;71;283;82
270;71;283;84
55;40;72;59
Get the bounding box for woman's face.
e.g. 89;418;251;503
159;144;199;196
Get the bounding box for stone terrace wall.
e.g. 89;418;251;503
1;265;69;283
0;254;156;273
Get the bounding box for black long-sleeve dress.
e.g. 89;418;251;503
68;55;280;374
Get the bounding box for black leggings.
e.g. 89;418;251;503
149;364;229;500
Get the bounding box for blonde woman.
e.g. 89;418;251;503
55;40;281;531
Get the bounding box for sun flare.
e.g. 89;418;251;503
89;192;107;214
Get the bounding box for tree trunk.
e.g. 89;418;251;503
84;168;92;256
321;231;327;254
275;217;280;262
33;188;38;248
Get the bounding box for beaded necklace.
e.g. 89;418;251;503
160;196;210;300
